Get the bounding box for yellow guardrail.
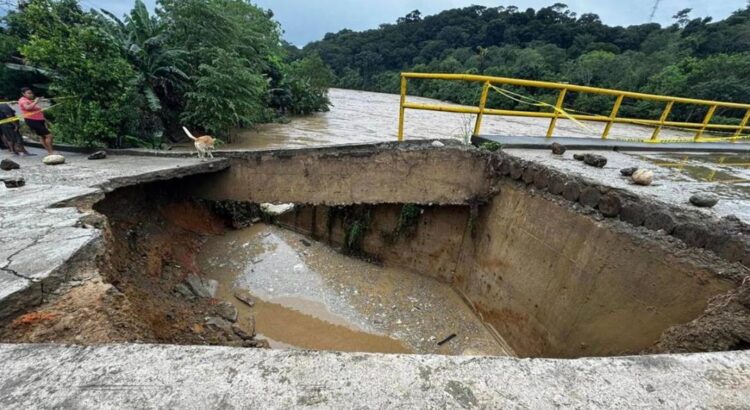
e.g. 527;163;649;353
397;72;750;143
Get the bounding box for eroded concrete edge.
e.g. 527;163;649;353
0;159;230;320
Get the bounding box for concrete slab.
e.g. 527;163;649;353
0;146;230;319
504;148;750;224
0;343;747;409
476;135;750;153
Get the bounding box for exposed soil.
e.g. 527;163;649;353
0;182;261;347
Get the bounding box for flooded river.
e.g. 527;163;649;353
198;223;512;356
225;88;698;149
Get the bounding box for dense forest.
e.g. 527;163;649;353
0;0;332;147
300;3;750;126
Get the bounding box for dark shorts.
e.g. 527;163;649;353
26;119;50;136
0;123;22;145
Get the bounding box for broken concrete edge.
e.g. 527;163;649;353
0;343;748;408
489;150;750;273
473;135;750;153
0;159;231;321
105;139;469;159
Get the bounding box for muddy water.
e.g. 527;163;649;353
198;223;511;356
220;88;699;150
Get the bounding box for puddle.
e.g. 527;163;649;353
198;223;511;356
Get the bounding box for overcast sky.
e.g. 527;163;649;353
84;0;748;46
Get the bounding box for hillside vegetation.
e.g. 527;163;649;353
301;3;750;125
0;0;332;147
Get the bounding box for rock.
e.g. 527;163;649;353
632;169;654;186
232;322;255;341
690;194;719;208
579;187;601;208
87;150;107;160
573;153;585;161
431;140;445;147
620;202;647;226
620;167;638;177
215;301;238;323
598;194;622;218
509;160;524;180
548;173;565;195
233;289;255;307
0;159;20;171
522;166;537;184
673;223;709;248
644;211;676;234
2;177;25;188
583;154;607;168
551;143;567;155
533;168;550;190
205;316;235;340
185;274;218;298
42;154;65;165
174;283;195;299
562;181;581;202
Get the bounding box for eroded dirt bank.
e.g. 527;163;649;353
0;180;261;348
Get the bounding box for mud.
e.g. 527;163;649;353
198;223;511;356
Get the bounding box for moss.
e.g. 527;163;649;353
382;204;423;244
478;141;502;152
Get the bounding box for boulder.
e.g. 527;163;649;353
185;274;218;298
632;169;654;186
431;140;445;148
42;154;65;165
0;159;20;171
87;150;107;160
2;177;25;188
232;322;255;341
233;289;255;307
620;167;638;177
215;301;239;323
551;142;566;155
583;154;608;168
690;194;719;208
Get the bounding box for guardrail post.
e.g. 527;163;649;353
398;75;407;142
732;109;750;142
602;94;624;140
473;81;491;137
651;100;675;142
546;88;567;138
695;104;718;141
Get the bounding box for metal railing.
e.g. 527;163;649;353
397;72;750;143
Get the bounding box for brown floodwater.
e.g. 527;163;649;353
198;223;512;356
216;88;700;150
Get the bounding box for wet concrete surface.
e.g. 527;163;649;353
198;223;511;356
506;148;750;223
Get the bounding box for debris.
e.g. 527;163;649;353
173;283;195;299
215;301;239;323
185;274;218;298
620;167;638;177
261;203;294;216
431;140;445;147
573;153;585;161
2;177;25;188
690;194;719;208
550;142;566;155
583;154;607;168
0;159;20;170
632;169;654;186
232;322;255;340
234;290;255;307
87;150;107;160
205;316;235;339
11;311;59;327
42;154;66;165
437;333;457;346
300;239;312;247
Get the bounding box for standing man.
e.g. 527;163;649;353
0;102;32;156
19;87;54;154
